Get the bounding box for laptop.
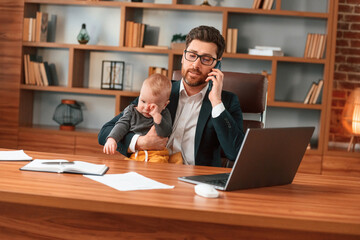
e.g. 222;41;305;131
178;127;314;191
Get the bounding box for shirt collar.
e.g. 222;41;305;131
179;79;209;99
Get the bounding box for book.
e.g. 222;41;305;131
40;12;49;42
248;48;284;56
309;84;318;104
225;28;238;53
254;45;281;51
303;82;317;104
23;54;29;84
148;66;167;77
43;61;53;85
39;62;49;86
23;18;30;41
303;33;311;58
304;33;327;59
318;34;327;59
226;28;232;53
231;28;238;53
20;159;109;175
311;79;324;104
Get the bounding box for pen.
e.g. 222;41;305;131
41;162;75;165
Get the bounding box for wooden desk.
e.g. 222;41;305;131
0;150;359;240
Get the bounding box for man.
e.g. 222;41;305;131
98;25;244;166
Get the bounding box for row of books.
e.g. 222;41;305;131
23;12;48;42
248;46;284;56
252;0;274;9
226;28;238;54
23;54;56;86
125;21;146;48
303;79;324;104
148;66;168;77
304;33;327;59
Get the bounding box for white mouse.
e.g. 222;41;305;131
194;184;220;198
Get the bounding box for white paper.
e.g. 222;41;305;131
84;172;174;191
0;150;32;161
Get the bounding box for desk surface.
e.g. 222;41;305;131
0;149;360;238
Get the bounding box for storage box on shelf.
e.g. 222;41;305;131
18;0;338;167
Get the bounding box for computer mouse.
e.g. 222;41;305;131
194;184;220;198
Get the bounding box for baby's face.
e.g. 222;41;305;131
137;87;168;118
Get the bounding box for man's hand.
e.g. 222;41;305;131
206;68;224;107
136;126;167;151
103;137;117;155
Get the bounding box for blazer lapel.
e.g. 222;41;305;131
167;80;180;122
194;89;212;159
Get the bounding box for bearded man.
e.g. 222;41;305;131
98;25;244;166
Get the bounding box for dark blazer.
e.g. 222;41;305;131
98;80;245;167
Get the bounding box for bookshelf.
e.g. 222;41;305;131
17;0;338;161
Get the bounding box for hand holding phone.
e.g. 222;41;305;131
207;60;223;107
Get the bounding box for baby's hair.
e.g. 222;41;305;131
144;73;172;99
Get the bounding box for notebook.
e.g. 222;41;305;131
178;127;314;191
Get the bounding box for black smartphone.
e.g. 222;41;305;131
214;61;222;70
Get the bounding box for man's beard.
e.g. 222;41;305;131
181;68;208;87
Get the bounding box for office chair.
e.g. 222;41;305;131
172;70;268;167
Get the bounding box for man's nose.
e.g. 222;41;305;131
192;57;202;68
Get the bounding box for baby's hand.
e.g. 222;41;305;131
103;137;117;155
148;103;160;116
148;103;162;124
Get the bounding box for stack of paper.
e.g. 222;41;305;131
0;150;32;161
248;46;284;56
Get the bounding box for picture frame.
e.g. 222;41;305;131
101;60;124;90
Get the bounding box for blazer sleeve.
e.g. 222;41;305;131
212;92;245;161
98;98;139;156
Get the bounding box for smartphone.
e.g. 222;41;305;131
208;61;222;90
214;61;222;70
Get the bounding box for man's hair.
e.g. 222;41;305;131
144;73;172;99
185;25;225;59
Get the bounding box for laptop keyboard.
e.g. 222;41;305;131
204;173;230;187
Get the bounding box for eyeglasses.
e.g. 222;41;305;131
184;50;217;66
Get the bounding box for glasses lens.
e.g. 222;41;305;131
200;56;214;66
185;51;197;62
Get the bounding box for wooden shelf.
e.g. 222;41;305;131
19;125;99;137
23;41;327;63
268;101;324;110
24;0;329;19
20;84;140;97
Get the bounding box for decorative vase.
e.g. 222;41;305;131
77;23;90;44
53;99;83;131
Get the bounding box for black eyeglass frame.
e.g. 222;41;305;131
183;50;218;66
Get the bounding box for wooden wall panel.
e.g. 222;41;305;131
18;131;75;154
75;135;103;156
0;0;23;148
75;135;126;160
